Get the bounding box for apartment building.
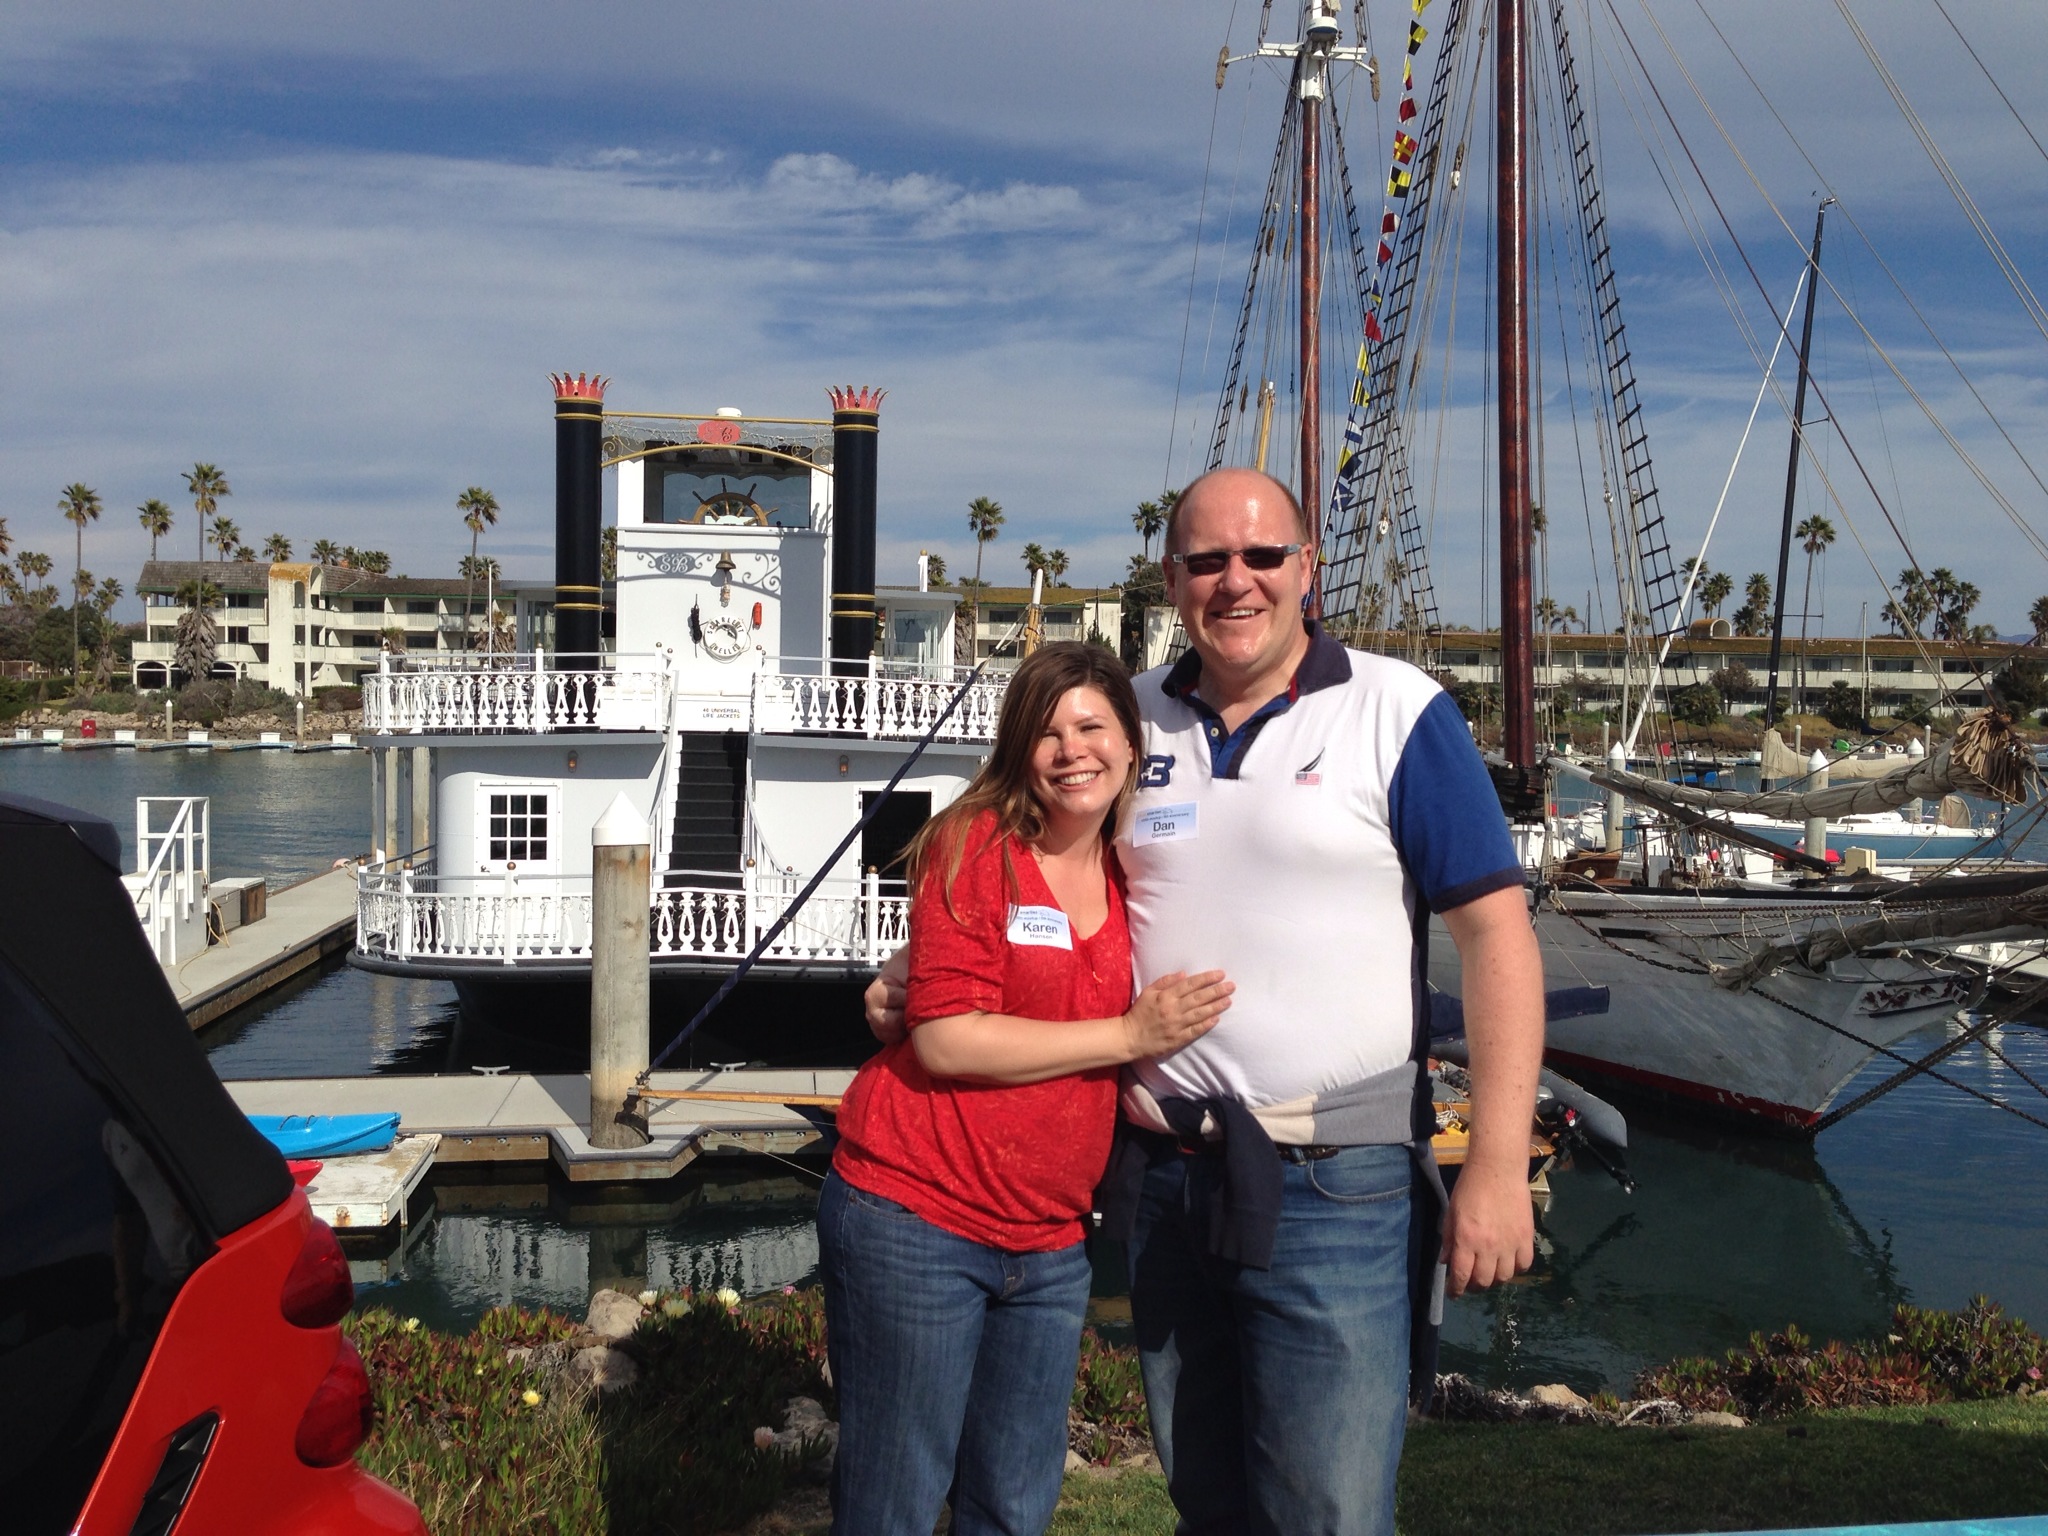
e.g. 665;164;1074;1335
131;561;544;694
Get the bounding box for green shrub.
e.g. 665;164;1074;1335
315;684;363;712
174;680;232;726
228;677;292;716
1639;1297;2046;1419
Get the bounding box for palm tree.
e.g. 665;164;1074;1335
233;544;256;563
2031;595;2048;645
356;550;392;575
457;487;501;642
173;578;220;681
17;550;54;609
966;496;1004;660
59;483;102;677
310;538;341;566
1132;500;1166;563
210;516;242;562
1045;548;1070;586
925;553;948;587
262;532;294;562
1792;514;1836;713
1699;571;1733;619
1021;542;1048;581
137;499;174;562
0;515;10;561
183;463;230;572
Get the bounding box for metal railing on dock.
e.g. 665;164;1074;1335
125;796;210;964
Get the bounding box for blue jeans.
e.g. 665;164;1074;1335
1128;1143;1415;1536
818;1169;1091;1536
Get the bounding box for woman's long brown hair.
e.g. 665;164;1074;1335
905;641;1142;919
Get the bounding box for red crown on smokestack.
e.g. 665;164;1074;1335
828;386;885;413
550;372;609;401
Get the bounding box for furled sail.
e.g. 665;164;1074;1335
1592;709;2038;822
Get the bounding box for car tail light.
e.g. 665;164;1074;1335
295;1336;375;1467
281;1219;353;1328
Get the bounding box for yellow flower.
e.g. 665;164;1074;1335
662;1297;689;1318
400;1317;420;1333
522;1389;542;1407
638;1289;658;1307
715;1287;742;1309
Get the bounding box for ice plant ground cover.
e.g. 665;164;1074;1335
347;1292;2048;1536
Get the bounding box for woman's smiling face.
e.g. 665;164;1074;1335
1028;684;1136;831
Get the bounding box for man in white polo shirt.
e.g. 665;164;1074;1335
1098;466;1543;1535
870;465;1542;1535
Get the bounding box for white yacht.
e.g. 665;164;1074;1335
350;377;999;1055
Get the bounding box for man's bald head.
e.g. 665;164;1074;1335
1163;467;1313;557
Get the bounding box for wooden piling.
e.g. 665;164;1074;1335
590;793;651;1150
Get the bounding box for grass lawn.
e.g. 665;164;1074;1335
1048;1398;2048;1536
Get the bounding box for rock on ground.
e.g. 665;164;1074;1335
567;1344;640;1394
584;1288;646;1341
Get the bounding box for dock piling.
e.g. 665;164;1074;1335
1805;749;1830;863
590;793;652;1150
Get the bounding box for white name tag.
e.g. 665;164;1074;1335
1007;905;1073;950
1133;802;1198;847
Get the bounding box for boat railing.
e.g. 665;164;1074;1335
751;658;1003;741
362;650;1004;741
361;650;677;735
355;863;908;968
126;796;210;964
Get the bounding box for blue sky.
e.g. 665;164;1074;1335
4;1;2045;635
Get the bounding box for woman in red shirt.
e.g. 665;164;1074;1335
822;642;1231;1536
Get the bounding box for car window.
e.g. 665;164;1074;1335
0;954;204;1534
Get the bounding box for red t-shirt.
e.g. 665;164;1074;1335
833;812;1132;1251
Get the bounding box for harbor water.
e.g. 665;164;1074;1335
10;746;2048;1393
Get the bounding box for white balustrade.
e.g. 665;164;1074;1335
356;863;908;969
361;653;1002;742
362;654;674;735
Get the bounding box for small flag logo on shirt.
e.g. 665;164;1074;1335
1295;750;1323;786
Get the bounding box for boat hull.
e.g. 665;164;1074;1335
1429;892;1976;1133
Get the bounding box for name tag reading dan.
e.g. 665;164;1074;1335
1007;905;1073;950
1133;801;1198;847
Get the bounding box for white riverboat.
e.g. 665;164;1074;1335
350;378;1001;1054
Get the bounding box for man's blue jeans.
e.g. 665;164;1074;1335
1128;1142;1415;1536
817;1169;1091;1536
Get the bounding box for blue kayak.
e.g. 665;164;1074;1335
247;1112;400;1158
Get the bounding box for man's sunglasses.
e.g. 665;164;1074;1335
1167;543;1304;578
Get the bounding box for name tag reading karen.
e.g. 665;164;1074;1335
1007;905;1074;950
1133;801;1198;847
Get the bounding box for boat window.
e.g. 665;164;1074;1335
476;784;559;872
648;458;813;529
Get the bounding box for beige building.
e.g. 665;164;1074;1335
132;561;539;694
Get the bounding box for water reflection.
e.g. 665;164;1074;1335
354;1168;825;1333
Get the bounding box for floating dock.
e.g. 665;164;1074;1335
223;1069;852;1203
167;866;359;1028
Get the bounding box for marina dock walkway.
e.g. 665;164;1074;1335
223;1068;854;1186
168;867;357;1029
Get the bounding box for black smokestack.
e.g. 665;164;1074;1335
828;386;883;674
551;371;607;662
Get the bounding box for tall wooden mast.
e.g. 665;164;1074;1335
1298;4;1339;555
1496;0;1537;771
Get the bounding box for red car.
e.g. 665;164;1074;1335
0;793;425;1535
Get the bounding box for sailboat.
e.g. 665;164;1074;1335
1203;0;2047;1131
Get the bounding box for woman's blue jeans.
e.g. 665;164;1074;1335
1128;1142;1417;1536
818;1169;1091;1536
